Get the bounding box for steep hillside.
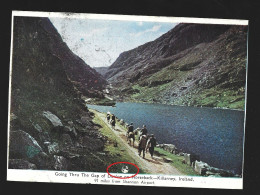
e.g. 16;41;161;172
9;17;109;171
105;23;247;110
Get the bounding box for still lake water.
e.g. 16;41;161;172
87;102;245;174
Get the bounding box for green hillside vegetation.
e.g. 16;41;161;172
105;24;247;110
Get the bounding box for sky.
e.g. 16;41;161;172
50;17;177;67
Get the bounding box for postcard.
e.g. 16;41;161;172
7;11;248;189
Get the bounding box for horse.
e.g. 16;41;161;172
127;132;135;147
133;127;141;140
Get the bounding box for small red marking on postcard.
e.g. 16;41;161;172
106;162;139;179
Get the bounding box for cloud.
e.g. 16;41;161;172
130;24;162;37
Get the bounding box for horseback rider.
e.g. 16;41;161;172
139;125;148;140
127;123;134;135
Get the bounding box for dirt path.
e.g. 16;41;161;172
93;110;184;175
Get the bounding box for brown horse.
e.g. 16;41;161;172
127;132;135;147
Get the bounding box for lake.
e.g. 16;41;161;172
87;102;245;175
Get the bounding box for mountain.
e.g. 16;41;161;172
93;66;109;77
104;23;247;110
9;17;108;171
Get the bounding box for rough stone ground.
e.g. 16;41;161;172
94;110;184;175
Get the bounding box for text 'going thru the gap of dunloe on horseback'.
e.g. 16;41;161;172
54;171;195;185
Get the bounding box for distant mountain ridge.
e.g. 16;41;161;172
93;66;109;77
104;23;247;110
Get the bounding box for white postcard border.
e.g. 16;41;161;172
7;10;247;189
7;169;242;189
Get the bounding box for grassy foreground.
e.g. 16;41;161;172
154;148;198;176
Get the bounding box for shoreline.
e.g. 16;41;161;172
87;100;245;112
90;108;240;178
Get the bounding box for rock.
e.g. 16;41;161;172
61;134;73;146
194;160;210;175
42;111;63;128
53;155;68;170
32;123;42;133
68;121;74;126
162;144;177;154
30;151;49;169
48;142;60;155
9;130;43;159
207;167;235;177
39;131;51;143
44;141;51;146
64;126;77;138
184;153;200;166
9;159;37;169
157;144;164;148
9;130;51;169
206;172;221;177
184;153;191;165
79;135;104;151
162;157;173;163
76;116;93;127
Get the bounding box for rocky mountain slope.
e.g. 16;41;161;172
8;17;109;171
104;23;247;110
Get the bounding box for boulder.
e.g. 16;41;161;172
32;123;42;133
184;153;200;166
42;111;63;128
206;171;221;177
53;155;68;170
47;142;60;155
76;116;93;127
29;152;49;169
157;144;164;148
207;167;235;177
8;159;37;169
9;130;43;159
163;144;177;153
39;131;51;143
184;153;191;165
9;130;50;169
79;135;104;151
68;121;74;126
61;134;73;146
64;126;77;138
194;160;210;175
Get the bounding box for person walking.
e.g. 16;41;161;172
111;114;116;130
106;112;110;122
138;135;147;158
146;134;157;159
